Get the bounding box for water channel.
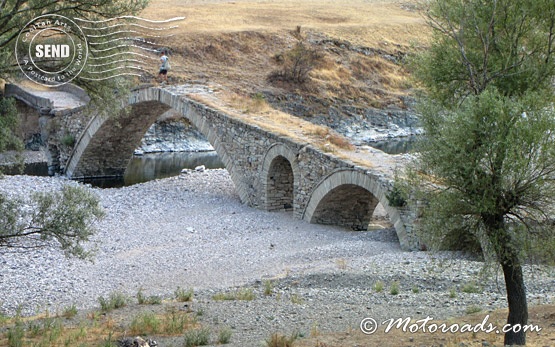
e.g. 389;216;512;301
4;136;418;188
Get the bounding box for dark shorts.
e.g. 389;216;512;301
159;69;167;75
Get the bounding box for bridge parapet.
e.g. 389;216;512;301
8;83;421;251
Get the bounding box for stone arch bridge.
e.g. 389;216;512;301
5;83;419;251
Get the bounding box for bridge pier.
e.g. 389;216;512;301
7;84;421;251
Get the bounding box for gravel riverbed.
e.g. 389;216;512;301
1;171;554;346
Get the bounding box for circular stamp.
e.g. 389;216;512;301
15;14;88;87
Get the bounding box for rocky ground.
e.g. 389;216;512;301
0;172;554;347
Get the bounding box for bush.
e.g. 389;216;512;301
175;287;194;302
98;292;127;312
269;42;323;84
183;327;210;347
265;332;298;347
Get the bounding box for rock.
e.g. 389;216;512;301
195;165;205;172
186;227;196;233
117;336;157;347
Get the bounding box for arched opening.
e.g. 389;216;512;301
266;155;294;211
310;184;379;231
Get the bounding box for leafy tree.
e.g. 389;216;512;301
0;185;105;259
411;0;555;345
0;0;150;258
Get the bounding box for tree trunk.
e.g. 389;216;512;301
484;213;528;346
502;258;528;346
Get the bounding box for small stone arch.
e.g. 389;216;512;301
303;169;414;250
260;143;300;212
65;87;251;203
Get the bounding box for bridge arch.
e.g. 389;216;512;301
260;143;300;212
303;169;412;249
65;88;250;202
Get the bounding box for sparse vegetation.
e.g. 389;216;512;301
373;280;384;293
61;304;78;319
60;133;75;147
183;327;211;347
266;332;299;347
175;287;194;302
389;281;400;295
461;282;482;294
290;294;304;305
98;292;128;312
218;326;233;344
269;41;324;84
264;280;274;296
137;288;163;305
449;287;457;299
465;305;483;315
212;288;255;301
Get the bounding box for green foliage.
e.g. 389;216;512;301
137;288;162;305
212;288;255;301
218;326;233;344
0;185;104;259
182;327;210;347
411;0;555;344
163;307;194;334
62;304;78;319
461;282;482;294
175;287;194;302
98;291;128;312
389;281;400;295
386;183;407;207
61;133;76;147
412;0;555;105
264;280;274;296
449;287;457;299
0;0;149;78
465;305;483;315
0;98;22;155
7;321;24;347
372;280;384;293
130;311;161;334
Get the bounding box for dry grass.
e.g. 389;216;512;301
190;91;355;152
138;0;428;108
294;304;555;347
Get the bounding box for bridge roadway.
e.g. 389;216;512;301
5;83;420;251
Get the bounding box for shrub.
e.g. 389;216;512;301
61;133;75;147
269;42;323;84
264;280;274;296
98;291;127;312
265;332;298;347
373;280;384;293
137;288;162;305
218;326;233;344
212;288;255;301
175;287;194;302
390;281;400;295
183;327;210;347
130;312;161;335
461;282;482;294
62;304;78;319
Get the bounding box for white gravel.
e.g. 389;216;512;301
1;171;554;346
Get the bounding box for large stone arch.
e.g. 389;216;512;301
303;169;414;250
260;143;300;212
65;87;250;202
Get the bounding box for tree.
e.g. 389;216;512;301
0;0;150;258
410;0;555;345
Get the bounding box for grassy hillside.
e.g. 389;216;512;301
141;0;428;111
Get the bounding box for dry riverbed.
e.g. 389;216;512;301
0;171;554;346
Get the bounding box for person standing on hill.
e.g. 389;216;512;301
158;50;170;84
